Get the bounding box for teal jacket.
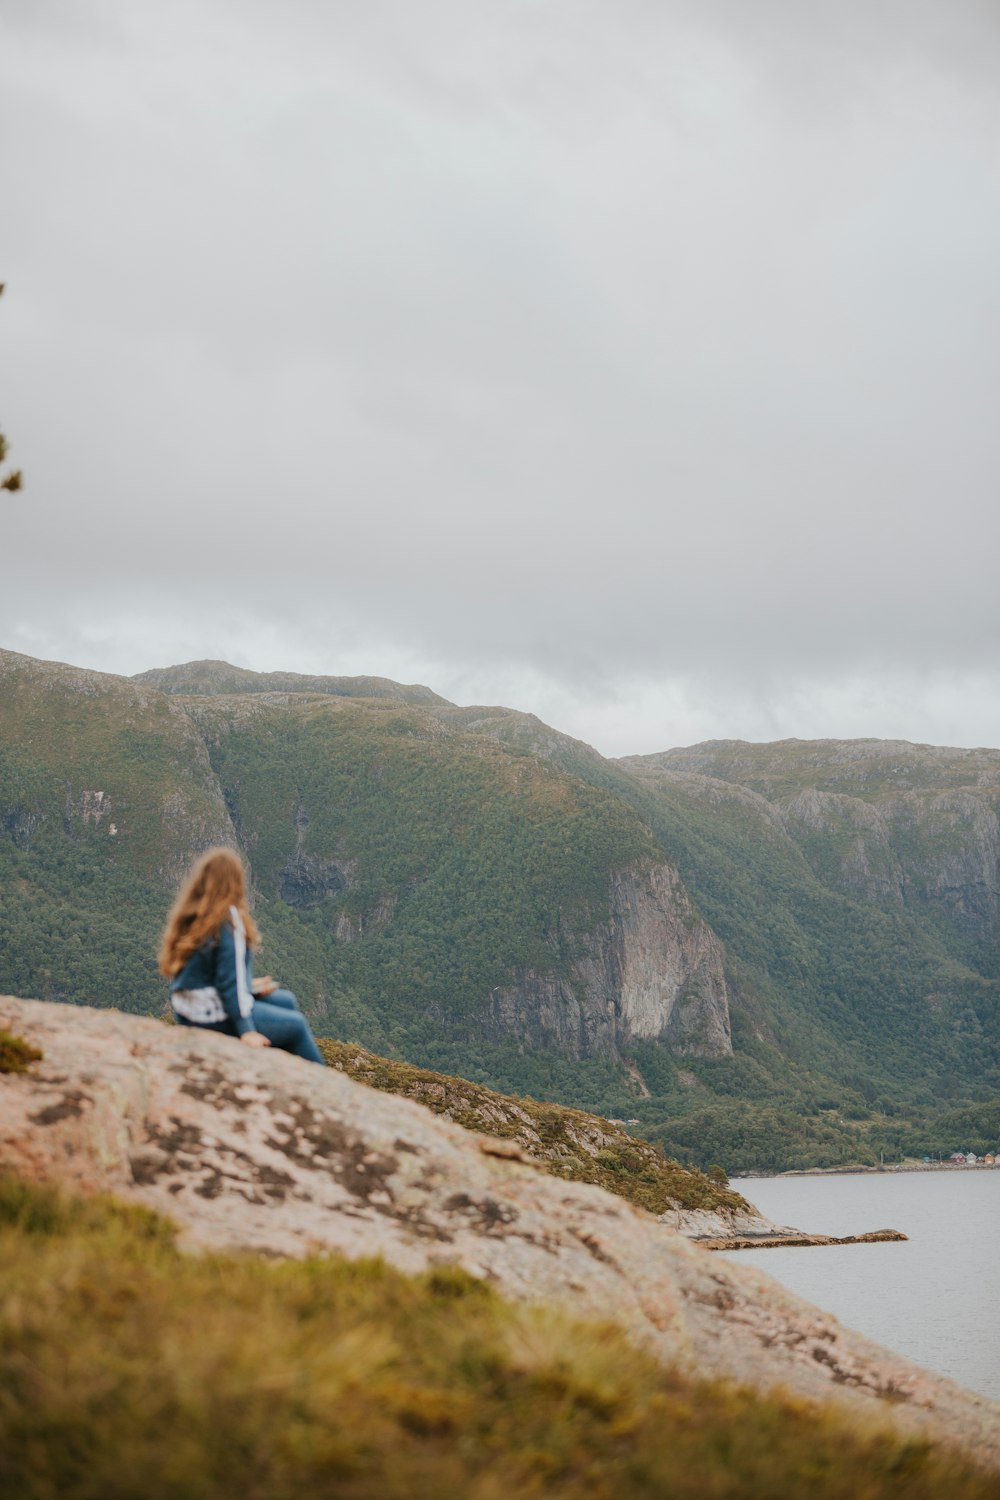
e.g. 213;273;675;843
169;906;257;1034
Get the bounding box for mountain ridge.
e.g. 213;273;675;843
133;657;450;706
1;646;997;1172
4;992;998;1477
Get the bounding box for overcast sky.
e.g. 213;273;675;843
2;1;998;755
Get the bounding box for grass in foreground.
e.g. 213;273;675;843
0;1175;995;1500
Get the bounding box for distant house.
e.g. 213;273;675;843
965;1152;978;1165
949;1153;967;1164
984;1154;996;1165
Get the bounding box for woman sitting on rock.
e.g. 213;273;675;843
159;847;325;1064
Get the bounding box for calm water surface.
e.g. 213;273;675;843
721;1170;999;1401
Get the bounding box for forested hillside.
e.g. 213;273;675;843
610;755;999;1171
1;647;997;1172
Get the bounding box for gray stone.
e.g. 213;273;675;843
483;861;732;1062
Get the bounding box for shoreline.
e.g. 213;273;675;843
735;1162;998;1180
713;1160;996;1252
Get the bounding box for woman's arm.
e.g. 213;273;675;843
214;919;257;1036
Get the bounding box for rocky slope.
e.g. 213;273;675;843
1;995;997;1472
320;1037;748;1218
322;1039;906;1250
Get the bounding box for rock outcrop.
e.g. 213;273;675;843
2;995;997;1470
661;1204;815;1244
662;1205;907;1250
484;861;732;1062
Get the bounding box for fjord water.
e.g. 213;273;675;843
722;1171;999;1400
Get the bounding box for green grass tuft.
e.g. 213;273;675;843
0;1027;42;1074
0;1173;175;1244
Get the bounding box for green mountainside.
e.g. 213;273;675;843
1;647;997;1172
0;651;233;1013
608;746;1000;1167
179;686;662;1095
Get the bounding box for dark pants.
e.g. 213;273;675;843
179;988;325;1064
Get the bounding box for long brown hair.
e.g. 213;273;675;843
158;847;260;977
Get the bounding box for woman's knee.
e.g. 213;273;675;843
287;1013;323;1062
268;988;300;1012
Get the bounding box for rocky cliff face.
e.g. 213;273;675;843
2;995;997;1471
483;861;732;1062
781;786;1000;940
886;790;1000;939
626;739;1000;946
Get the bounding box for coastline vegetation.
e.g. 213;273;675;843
320;1039;748;1216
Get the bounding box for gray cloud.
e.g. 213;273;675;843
2;2;998;753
